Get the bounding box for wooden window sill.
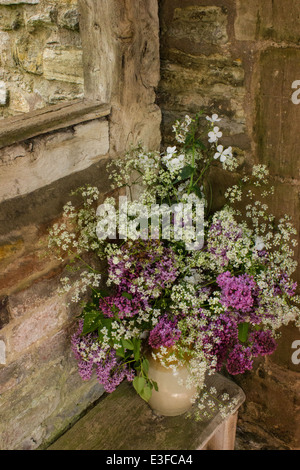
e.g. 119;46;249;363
0;99;111;149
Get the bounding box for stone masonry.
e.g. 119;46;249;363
158;0;300;450
0;0;84;118
0;0;300;452
0;0;161;450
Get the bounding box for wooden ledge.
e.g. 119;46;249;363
47;373;245;451
0;100;111;149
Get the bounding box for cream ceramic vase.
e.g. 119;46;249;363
146;349;197;417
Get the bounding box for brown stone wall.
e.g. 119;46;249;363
0;0;161;450
0;0;83;118
158;0;300;450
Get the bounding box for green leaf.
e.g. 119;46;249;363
139;385;152;402
152;380;159;392
122;292;133;300
141;358;149;374
133;376;146;394
179;165;195;181
238;322;250;343
99;316;113;331
122;339;134;350
115;346;125;358
190;185;203;200
194;140;207;151
82;311;102;335
98;288;110;298
133;338;141;361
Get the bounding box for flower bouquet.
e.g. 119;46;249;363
49;113;300;419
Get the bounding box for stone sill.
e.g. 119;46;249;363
0;100;111;149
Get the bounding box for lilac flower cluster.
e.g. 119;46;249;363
226;344;253;375
248;330;277;357
71;320;134;392
208;220;243;266
148;315;181;349
217;271;260;315
199;312;278;375
108;240;179;297
100;240;179;318
99;291;147;318
199;312;238;372
273;273;297;298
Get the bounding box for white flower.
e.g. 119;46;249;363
254;236;265;251
206;114;221;123
213;145;233;162
208;127;222;143
166;146;177;156
164;153;185;172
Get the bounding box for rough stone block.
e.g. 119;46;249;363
9;299;64;355
161;51;245;87
235;0;300;43
13;33;43;75
0;351;32;395
0;118;109;202
0;7;24;31
234;0;260;41
235;361;300;449
0;239;24;263
59;8;79;31
166;6;228;45
256;48;300;179
0;332;104;449
43;46;84;84
0;249;60;298
159;55;246;141
0;296;10;329
26;11;55;32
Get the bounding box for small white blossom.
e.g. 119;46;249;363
254;236;265;251
208;126;222;143
206;114;221;123
213;145;233;163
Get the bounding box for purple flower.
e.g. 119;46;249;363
217;271;260;314
148;315;181;349
108;240;179;300
208;220;243;266
249;330;277;357
199;311;238;371
226;344;253;375
102;240;179;320
99;292;147;318
273;273;297;298
71;320;134;392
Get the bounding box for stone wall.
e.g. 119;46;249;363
0;0;84;118
1;0;299;452
0;0;161;450
158;0;300;450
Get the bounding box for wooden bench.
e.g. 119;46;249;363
48;373;245;451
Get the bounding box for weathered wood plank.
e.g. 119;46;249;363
47;373;245;451
0;100;110;148
78;0;116;102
